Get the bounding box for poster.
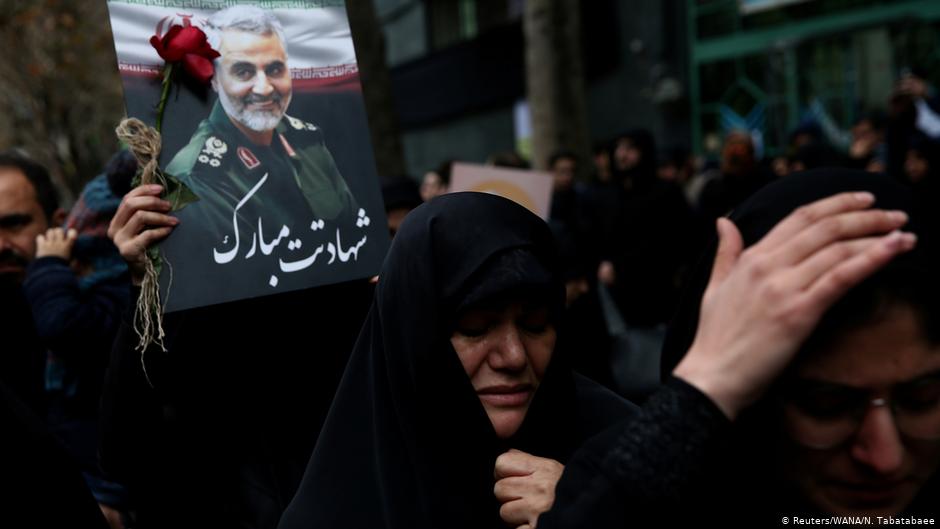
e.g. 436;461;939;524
449;162;554;220
106;0;389;312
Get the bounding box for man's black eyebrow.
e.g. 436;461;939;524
0;213;32;227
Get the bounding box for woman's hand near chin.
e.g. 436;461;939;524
494;449;565;529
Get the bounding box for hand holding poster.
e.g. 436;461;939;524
107;1;389;313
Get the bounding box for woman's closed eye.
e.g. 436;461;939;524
518;310;551;334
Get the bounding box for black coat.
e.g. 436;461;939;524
98;279;373;529
0;380;108;528
541;170;940;527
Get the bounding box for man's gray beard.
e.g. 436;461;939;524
217;88;291;133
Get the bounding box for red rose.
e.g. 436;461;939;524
150;25;220;83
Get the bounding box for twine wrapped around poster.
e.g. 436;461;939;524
115;118;168;376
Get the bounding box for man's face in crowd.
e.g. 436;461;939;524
551;157;576;192
0;167;50;284
720;132;755;177
214;29;292;133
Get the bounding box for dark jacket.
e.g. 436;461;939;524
541;170;940;527
98;279;373;529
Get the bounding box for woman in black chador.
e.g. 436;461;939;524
277;192;635;528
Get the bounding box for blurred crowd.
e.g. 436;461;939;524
386;71;940;399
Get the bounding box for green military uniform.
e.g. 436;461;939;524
159;101;364;311
166;101;357;227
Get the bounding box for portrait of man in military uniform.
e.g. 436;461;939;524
121;3;388;311
166;5;358;229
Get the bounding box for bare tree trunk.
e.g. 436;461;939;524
0;0;125;202
346;0;406;179
524;0;591;174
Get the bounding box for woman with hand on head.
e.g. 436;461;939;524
532;169;938;527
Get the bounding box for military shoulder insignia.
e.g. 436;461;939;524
278;134;297;158
197;136;228;168
237;146;261;170
286;115;318;132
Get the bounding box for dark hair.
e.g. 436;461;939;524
787;122;823;146
592;141;610;156
433;160;454;186
548;150;578;169
800;260;940;361
659;144;690;168
381;176;422;212
488;151;530;169
856;110;886;132
105;149;138;197
0;152;58;220
788;142;835;171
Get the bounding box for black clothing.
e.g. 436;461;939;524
600;130;704;326
23;256;128;423
697;168;774;222
0;282;46;414
604;177;701;327
98;280;373;529
541;377;729;528
23;256;130;505
541;170;940;527
0;380;108;529
277;192;635;529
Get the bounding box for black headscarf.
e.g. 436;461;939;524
660;168;939;516
278;192;634;529
662;168;933;374
612;129;657;190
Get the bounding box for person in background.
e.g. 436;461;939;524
903;132;939;187
697;130;773;221
847;113;887;172
0;152;66;413
420;160;452;203
0;151;110;528
656;145;693;187
599;129;702;328
548;150;589;233
22;150;135;528
381;176;422;238
590;141;612;184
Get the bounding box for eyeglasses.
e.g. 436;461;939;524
778;373;940;450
